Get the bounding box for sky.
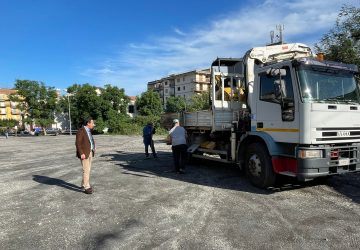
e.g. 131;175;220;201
0;0;358;96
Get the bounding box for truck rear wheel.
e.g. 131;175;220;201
245;143;276;188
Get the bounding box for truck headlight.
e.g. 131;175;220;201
298;149;323;159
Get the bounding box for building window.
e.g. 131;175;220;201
183;86;185;90
177;78;180;82
128;105;134;113
177;87;180;91
184;95;186;98
183;77;185;81
165;89;168;93
165;81;168;86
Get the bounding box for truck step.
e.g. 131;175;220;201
197;148;227;155
187;144;200;153
192;154;234;164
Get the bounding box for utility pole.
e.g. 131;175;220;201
64;89;73;136
67;93;72;136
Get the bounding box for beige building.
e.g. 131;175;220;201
0;89;23;121
148;69;210;108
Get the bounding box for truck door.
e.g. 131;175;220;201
255;65;299;143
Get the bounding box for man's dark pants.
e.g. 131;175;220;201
172;144;188;172
144;138;156;157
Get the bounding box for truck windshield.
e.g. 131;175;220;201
297;66;360;104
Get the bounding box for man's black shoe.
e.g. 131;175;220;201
84;187;93;194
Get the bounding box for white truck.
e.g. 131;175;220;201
182;43;360;188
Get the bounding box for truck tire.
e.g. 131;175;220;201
245;143;276;188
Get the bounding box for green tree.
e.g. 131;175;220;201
106;110;130;134
12;80;58;133
0;119;17;128
136;90;163;116
165;96;186;112
100;84;129;116
58;84;102;129
58;84;132;133
187;91;210;111
315;5;360;68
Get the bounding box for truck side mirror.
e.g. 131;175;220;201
273;68;286;76
274;79;287;99
267;68;287;77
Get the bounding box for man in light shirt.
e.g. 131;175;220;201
168;119;188;174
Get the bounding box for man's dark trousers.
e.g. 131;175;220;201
172;144;188;172
144;138;156;157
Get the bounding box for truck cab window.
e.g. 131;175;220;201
297;66;360;104
259;66;295;121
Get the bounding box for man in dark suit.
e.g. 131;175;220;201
75;118;96;194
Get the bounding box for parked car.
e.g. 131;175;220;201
45;128;61;136
61;129;78;135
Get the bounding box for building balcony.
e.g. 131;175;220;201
192;80;210;84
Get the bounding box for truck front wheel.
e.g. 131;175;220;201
245;143;276;188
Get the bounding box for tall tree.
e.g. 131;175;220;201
12;80;58;133
165;96;186;113
315;5;360;68
58;84;132;133
187;91;210;111
59;84;102;129
136;90;163;116
100;84;130;118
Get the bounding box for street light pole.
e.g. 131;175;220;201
67;94;72;136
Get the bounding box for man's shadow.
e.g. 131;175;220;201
32;175;83;193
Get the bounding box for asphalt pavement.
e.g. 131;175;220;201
0;135;359;250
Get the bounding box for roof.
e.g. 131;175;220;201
0;89;17;95
211;58;243;67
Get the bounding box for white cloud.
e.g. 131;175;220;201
173;27;186;36
81;0;358;96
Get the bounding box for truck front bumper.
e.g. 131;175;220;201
296;144;360;181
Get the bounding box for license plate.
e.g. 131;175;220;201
338;158;350;166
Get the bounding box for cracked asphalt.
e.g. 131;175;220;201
0;135;359;250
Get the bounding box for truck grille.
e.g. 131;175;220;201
316;127;360;142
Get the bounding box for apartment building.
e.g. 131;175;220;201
0;89;22;121
148;69;210;109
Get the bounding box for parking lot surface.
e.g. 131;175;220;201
0;135;359;250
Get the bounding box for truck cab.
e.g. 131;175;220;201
243;47;360;187
184;43;360;188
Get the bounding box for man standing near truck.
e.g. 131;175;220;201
143;122;157;158
169;119;188;174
